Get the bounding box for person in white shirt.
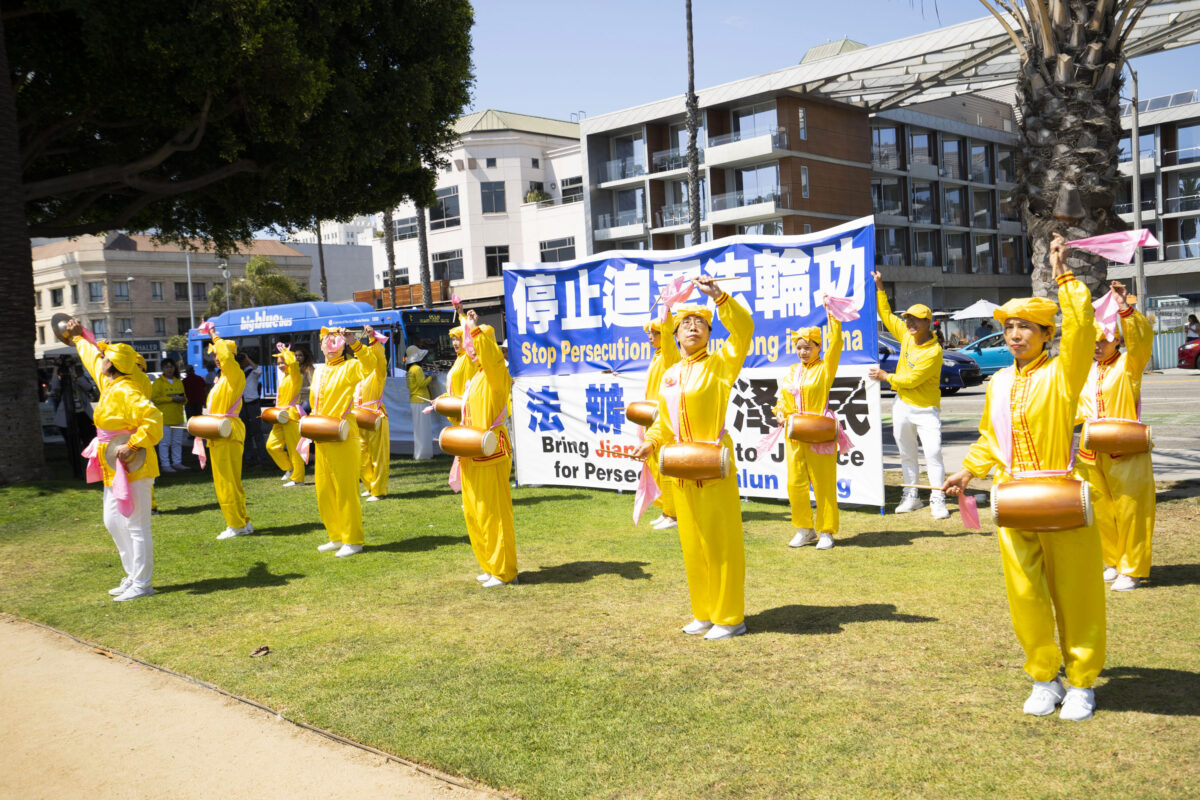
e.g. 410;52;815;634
236;352;266;467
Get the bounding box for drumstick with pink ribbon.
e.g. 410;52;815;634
596;447;646;461
900;484;982;530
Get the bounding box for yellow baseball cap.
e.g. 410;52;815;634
901;304;932;320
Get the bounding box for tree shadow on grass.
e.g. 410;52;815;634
839;528;984;548
255;522;324;537
1146;563;1200;588
519;560;652;585
157;561;303;595
369;534;466;554
159;502;221;515
1096;666;1200;716
746;603;937;635
512;491;592;506
382;489;449;501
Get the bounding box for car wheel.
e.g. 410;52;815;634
941;387;960;395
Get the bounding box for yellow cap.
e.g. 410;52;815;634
993;296;1058;329
643;319;663;333
99;342;138;374
790;326;822;347
449;326;464;339
671;304;713;328
901;304;932;320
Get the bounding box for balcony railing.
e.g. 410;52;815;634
1113;199;1157;214
1164;240;1200;260
596;209;646;230
707;127;789;150
1164;145;1200;166
1164;194;1200;214
871;146;901;171
655;202;707;228
710;186;789;212
650;147;705;173
602;158;645;182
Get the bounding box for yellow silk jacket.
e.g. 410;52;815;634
876;290;943;409
311;341;378;420
774;316;843;418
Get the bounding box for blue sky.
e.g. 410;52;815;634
467;0;1198;120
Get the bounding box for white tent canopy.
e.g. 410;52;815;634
951;299;1001;320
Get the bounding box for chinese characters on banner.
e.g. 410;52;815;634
504;217;884;506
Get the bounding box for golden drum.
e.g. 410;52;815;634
439;425;498;458
785;413;838;444
260;406;292;425
1082;420;1152;457
624;401;659;427
658;442;730;482
991;477;1093;532
299;415;349;443
353;407;384;431
432;394;464;420
187;415;233;440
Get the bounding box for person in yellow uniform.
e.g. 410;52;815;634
943;233;1105;721
774;301;843;550
356;332;391;499
151;358;187;472
312;326;378;557
405;344;433;461
869;272;949;520
66;319;162;601
634;277;753;640
642;316;680;530
446;326;478;399
456;313;517;586
1076;281;1154;592
266;344;306;487
203;329;252;540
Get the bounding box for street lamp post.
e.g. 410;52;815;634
220;260;231;313
1125;62;1148;313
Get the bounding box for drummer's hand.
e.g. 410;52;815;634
942;469;973;498
868;366;888;382
64;318;83;338
113;444;136;464
1110;280;1128;306
692;276;721;299
871;271;884;291
465;309;479;325
631;441;654;461
1049;233;1068;278
775;412;786;425
362;325;374;337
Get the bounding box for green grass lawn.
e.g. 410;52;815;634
3;449;1199;799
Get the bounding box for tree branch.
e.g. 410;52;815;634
977;0;1029;61
1114;0;1153;52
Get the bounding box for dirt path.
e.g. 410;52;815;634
0;616;505;800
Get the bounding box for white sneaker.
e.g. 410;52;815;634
335;544;363;558
216;527;239;540
317;541;341;553
1023;678;1066;716
703;622;746;640
108;578;132;596
816;533;834;550
480;575;510;587
648;514;666;526
282;481;302;487
114;585;155;602
361;490;370;497
282;473;292;481
930;498;950;520
652;516;678;529
1112;575;1141;592
1103;566;1118;582
365;495;379;502
789;528;817;547
243;522;253;535
476;573;492;583
681;619;713;635
895;492;924;514
1059;686;1096;721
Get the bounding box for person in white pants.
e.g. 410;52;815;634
868;271;949;520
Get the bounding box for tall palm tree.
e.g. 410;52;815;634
316;224;329;301
685;0;701;244
416;204;431;307
382;208;398;308
978;0;1151;296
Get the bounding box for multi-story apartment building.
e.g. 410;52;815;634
286;215;377;247
33;233;311;370
371;109;586;326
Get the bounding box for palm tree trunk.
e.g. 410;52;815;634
316;224;328;301
685;0;701;244
416;204;431;308
382;208;398;309
0;14;48;481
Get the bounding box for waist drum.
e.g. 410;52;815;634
991;477;1093;532
658;442;730;482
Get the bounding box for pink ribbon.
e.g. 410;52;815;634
323;333;346;352
448;457;462;492
369;331;389;345
191;397;242;470
658;274;695;322
815;289;860;322
1092;289;1123;342
959;495;981;530
632;461;661;524
83;428;136;518
754;425;785;460
197;320;215;336
1066;229;1160;264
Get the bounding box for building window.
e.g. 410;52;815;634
429;186;461;229
798;107;807;141
910;131;933;166
531;157;540;168
1118;132;1156;163
35;290;42;309
561;176;583;204
911;181;937;224
913;229;940;267
944;232;969;273
972;189;994;228
486;157;497;168
970;143;992;183
876;227;908;266
112;281;129;301
38;326;45;345
528;181;544;196
380;269;410;287
998;235;1020;274
192;282;207;301
942;136;964;179
88;281;104;302
800;166;810;199
481;181;506;214
540;237;575;263
174;282;188;300
71;284;78;304
50;287;63;307
154;317;167;336
871;126;901;170
871;177;905;216
731;101;776;142
803;224;813;234
393;216;418;240
973;234;995;274
943;186;967;226
999;191;1019;222
116;318;133;337
92;319;108;337
607;133;646;180
151;281;163;301
431;249;463;281
485;245;509;278
996;148;1016;183
738;221;783;235
177;317;191;335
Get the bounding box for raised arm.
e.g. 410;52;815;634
1053;237;1096;402
873;271;907;342
1119;300;1152;383
660;310;680;369
816;313;843;387
713;291;754;381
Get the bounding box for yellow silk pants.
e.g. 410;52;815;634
315;426;364;545
1077;454;1155;578
460;454;518;582
266;420;304;482
997;522;1106;688
672;442;745;627
648;455;676;517
784;439;839;534
359;415;390;498
208;423;248;529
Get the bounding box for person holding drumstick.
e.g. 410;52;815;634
447;325;478;399
66;319;163;601
633;276;753;640
643;316;680;530
357;327;392;497
942;233;1105;721
1076;282;1154;592
204;329;253;540
266;344;306;486
775;300;843;550
312;326;378;557
151;358;187;472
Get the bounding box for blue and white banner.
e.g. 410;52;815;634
504;217;884;506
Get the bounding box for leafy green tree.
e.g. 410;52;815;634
204;256;319;318
0;0;473;481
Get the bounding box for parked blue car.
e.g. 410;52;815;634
877;336;984;395
955;332;1014;376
